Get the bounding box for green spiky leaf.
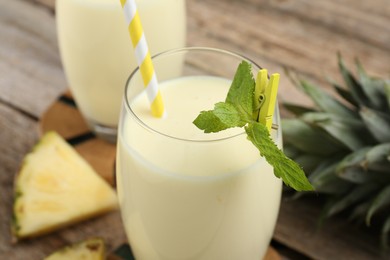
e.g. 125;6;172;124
382;217;390;250
309;159;353;194
366;185;390;225
327;77;359;108
283;103;316;116
301;112;364;128
294;154;325;174
349;200;372;223
283;145;301;158
326;183;380;217
303;113;371;151
338;54;371;108
336;148;374;183
385;81;390;110
282;119;343;155
299;79;358;118
356;59;388;111
364;143;390;172
360;107;390;143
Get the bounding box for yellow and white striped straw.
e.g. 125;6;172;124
120;0;165;118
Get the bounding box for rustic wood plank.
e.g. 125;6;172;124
336;0;390;18
187;0;390;109
31;0;55;10
0;0;66;118
0;103;39;256
40;100;90;139
240;0;390;51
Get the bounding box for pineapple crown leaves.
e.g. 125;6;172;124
283;55;390;152
282;54;390;249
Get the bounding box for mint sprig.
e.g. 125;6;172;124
193;61;314;191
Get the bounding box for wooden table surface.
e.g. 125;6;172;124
1;0;389;259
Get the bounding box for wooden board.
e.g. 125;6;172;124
0;0;67;119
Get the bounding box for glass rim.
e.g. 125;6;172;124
123;46;277;143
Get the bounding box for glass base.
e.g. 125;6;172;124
88;122;117;143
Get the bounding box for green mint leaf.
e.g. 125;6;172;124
225;61;256;122
193;102;245;133
193;110;230;133
245;122;314;191
213;102;247;128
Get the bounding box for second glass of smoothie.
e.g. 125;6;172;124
56;0;187;142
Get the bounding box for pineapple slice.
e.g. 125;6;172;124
12;131;118;240
44;237;105;260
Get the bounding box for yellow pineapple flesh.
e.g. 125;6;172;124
12;131;118;240
44;237;105;260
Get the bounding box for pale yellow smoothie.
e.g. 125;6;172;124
56;0;186;127
117;76;282;260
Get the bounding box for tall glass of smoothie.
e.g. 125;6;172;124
117;47;282;259
56;0;186;142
